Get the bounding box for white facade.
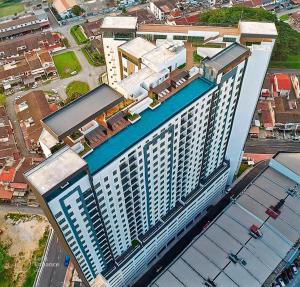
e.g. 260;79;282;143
149;1;165;20
226;41;275;183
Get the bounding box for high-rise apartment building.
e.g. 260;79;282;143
26;18;276;287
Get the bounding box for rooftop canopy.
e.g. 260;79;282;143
42;84;124;141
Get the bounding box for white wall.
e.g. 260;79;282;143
226;41;274;184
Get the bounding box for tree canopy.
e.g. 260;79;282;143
199;7;300;62
71;5;85;16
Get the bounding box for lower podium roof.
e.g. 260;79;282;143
85;77;215;174
42;84;124;141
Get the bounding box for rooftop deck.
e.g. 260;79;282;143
85;77;215;174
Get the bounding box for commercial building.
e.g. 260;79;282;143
0;14;49;41
150;152;300;287
25;17;276;287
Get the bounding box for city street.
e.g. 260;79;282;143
35;233;68;287
133;161;268;287
245;139;300;154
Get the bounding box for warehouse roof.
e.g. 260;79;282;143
151;152;300;287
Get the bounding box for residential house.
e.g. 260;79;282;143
15;90;52;151
0;107;19;164
81;20;102;40
0;32;63;63
272;73;292;97
257;101;276;130
291;74;300;99
149;0;179;20
0;49;57;89
0;14;49;41
274;97;300;129
52;0;77;19
126;8;158;24
290;11;300;31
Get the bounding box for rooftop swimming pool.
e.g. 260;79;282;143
85;77;215;175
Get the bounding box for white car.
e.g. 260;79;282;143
51;89;58;94
32;83;38;89
277;277;285;287
292;264;298;275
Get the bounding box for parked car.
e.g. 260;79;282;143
281;272;289;284
64;256;70;267
277;277;286;287
286;268;294;280
292;264;298;275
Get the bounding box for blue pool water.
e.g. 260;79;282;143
85;77;215;175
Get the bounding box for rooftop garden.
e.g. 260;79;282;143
70;130;83;141
199;7;300;69
79;142;92;157
126;113;140;123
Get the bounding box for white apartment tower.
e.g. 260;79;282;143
25;18;277;287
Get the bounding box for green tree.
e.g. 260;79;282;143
0;93;6;106
71;5;85;16
199;7;300;62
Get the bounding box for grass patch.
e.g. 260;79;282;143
270;54;300;69
5;213;43;223
21;228;50;287
279;14;289;21
193;51;202;63
0;0;24;18
65;81;90;103
53;51;82;79
0;242;14;287
81;45;105;66
150;98;160;107
126;113;139;122
70;25;88;45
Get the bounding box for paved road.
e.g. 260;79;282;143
36;233;68;287
277;6;300;16
133;161;268;287
0;203;43;215
268;68;300;75
245;139;300;154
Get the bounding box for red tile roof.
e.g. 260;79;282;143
10;182;28;189
262;110;273;125
173;14;200;25
0;167;15;182
0;188;13;200
275;74;291;91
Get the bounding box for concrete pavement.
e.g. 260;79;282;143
276;6;300;17
245;138;300;154
0;203;43;215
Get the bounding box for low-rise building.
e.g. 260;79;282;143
0;32;63;63
257;101;276;130
0;49;57;89
272;73;292;97
150;152;300;287
0;107;19;164
81;20;102;40
0;14;49;41
52;0;78;19
290;11;300;31
15;91;52;152
149;0;179;20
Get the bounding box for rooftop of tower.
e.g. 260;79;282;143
85;77;215;174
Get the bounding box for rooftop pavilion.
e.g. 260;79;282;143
42;84;124;141
118;37;156;59
239;21;278;38
151;152;300;287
